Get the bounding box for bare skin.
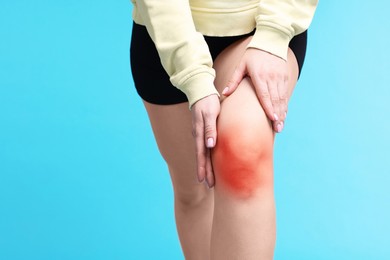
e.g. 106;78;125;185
143;36;299;259
210;37;298;259
143;101;214;259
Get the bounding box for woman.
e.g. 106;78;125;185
130;0;318;259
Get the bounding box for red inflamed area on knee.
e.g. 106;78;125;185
212;130;272;200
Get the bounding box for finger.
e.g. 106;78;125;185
195;136;207;183
252;76;277;122
268;79;281;124
203;110;217;188
274;79;288;133
191;95;220;184
223;63;246;96
284;104;288;120
277;80;288;123
273;120;284;133
193;118;206;183
203;109;218;149
280;99;288;122
205;148;215;188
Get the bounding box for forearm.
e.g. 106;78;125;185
131;0;219;108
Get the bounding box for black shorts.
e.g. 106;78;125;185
130;22;307;105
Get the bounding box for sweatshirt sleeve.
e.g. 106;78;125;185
131;0;219;109
247;0;319;61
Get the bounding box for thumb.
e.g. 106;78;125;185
204;113;217;149
222;63;246;96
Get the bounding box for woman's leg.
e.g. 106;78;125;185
143;101;214;259
210;37;299;259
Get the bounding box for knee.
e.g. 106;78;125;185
212;116;274;199
173;182;213;211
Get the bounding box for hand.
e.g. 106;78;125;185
223;48;288;133
191;94;220;188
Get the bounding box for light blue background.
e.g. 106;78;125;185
0;1;389;259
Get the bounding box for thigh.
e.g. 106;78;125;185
143;101;206;197
210;36;300;182
132;23;209;198
211;36;300;192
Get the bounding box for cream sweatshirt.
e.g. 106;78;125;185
131;0;318;108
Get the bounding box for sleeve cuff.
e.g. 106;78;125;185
247;25;292;61
177;72;220;109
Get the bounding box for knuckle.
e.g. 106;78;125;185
271;100;280;107
204;124;215;136
256;71;265;80
271;96;280;103
227;72;240;86
279;93;288;101
259;90;270;99
192;125;203;139
277;72;285;81
268;72;277;80
229;73;239;83
192;124;198;134
226;78;235;87
197;165;206;176
196;150;206;159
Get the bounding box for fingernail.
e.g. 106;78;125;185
277;122;284;133
205;179;211;189
274;113;279;121
222;87;229;95
277;124;282;133
207;138;214;148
